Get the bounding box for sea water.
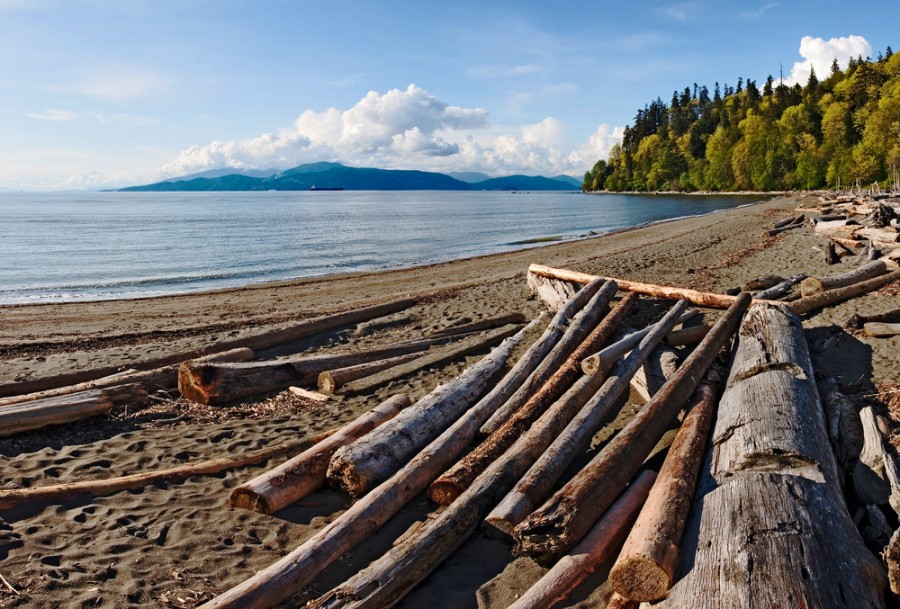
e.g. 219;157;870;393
0;190;764;304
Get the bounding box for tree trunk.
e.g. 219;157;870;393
799;260;888;296
0;384;147;437
426;312;527;338
529;264;768;309
228;394;410;514
754;274;807;300
790;269;900;315
505;471;656;609
513;293;750;561
0;298;415;399
653;303;886;608
428;287;629;505
664;323;710;347
317;354;421;395
483;302;687;539
527;272;578;311
0;430;338;510
476;279;613;436
196;319;548;609
334;324;521;395
608;381;718;602
178;334;462;405
326;326;528;497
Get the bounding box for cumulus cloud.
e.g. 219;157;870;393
785;35;872;86
158;84;621;182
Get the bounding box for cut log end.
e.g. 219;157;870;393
609;554;671;602
580;354;601;375
325;454;369;498
226;487;272;513
177;364;214;405
318;372;337;396
427;480;463;506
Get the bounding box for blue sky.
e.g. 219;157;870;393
0;0;896;190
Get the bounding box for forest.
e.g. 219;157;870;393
583;47;900;192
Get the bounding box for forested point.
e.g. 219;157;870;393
583;47;900;193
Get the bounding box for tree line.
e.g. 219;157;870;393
583;47;900;192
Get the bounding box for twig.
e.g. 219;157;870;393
0;572;20;596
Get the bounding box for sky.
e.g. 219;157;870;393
0;0;897;190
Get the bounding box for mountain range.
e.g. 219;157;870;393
120;162;581;192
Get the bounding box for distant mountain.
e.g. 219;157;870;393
161;168;276;182
120;163;578;192
448;171;493;183
552;175;583;188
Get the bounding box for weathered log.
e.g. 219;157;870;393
484;302;687;539
864;322;900;337
529;264;768;309
228;394;410;514
426;312;527;338
287;386;331;402
0;298;416;399
754;273;807;300
887;527;900;595
335;324;521;396
527;272;578;311
825;241;841;265
196;320;550;609
178;334;462;405
630;344;680;403
0;384;148;437
814;218;852;234
0;430;339;510
608;381;718;601
800;260;888;297
744;275;784;290
820;384;864;474
790;269;900;315
326;325;528;497
856;226;900;245
505;471;656;609
317;353;421;395
772;215;798;229
664;323;710;347
0;348;254;408
652;303;886;608
477;278;612;436
513;293;750;561
830;235;867;250
428;287;631;506
854;405;900;514
763;219;804;237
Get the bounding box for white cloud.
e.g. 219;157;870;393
26;108;157;126
62;70;176;103
27;108;79;121
785;35;872;86
567;124;626;171
739;2;777;19
659;2;698;21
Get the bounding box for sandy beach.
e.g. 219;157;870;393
1;193;898;609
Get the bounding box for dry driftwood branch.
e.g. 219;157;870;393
484;301;687;539
505;471;656;609
652;302;886;608
754;274;807;300
799;260;888;297
608;381;719;601
326;324;529;497
228;394;410;514
790;269;900;315
0;383;148;437
513;293;750;561
428;285;630;505
196;319;552;609
0;429;340;510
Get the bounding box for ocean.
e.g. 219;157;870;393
0;190;765;304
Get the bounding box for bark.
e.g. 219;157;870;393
484;302;687;539
0;430;338;510
799;260;888;297
0;384;147;437
790;269;900;315
335;324;521;395
513;293;750;561
428;287;631;505
505;471;656;609
228;394;410;514
754;274;807;300
653;303;886;608
0;298;415;398
196;320;548;609
326;325;528;497
477;278;612;436
608;382;719;602
0;348;254;408
887;527;900;595
317;353;421;395
426;312;526;338
178;334;461;405
529;264;769;309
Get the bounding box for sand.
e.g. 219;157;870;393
0;193;897;608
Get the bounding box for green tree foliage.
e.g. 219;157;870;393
586;47;900;191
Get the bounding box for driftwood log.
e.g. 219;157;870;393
790;269;900;315
326;325;527;496
0;384;147;437
513;293;750;561
754;274;807;300
228;394;410;514
483;302;687;539
505;471;656;609
196;319;552;609
428;287;630;505
317;354;421;395
652;303;886;608
664;323;710;347
426;312;526;338
799;260;888;297
864;322;900;337
608;381;718;601
629;343;680;403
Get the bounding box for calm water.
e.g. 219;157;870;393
0;190;764;304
